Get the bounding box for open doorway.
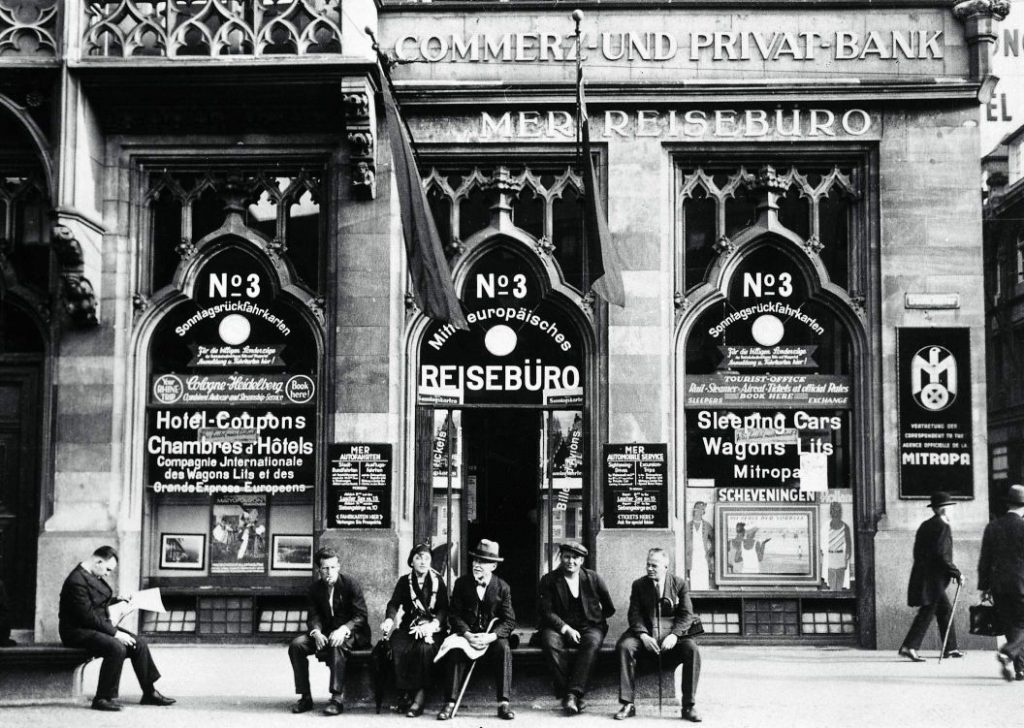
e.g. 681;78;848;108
463;409;540;623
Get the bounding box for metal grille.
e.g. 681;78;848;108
743;599;799;636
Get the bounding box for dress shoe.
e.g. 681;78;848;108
681;705;703;722
998;652;1015;682
1015;671;1024;681
140;689;176;706
614;703;636;720
91;698;122;712
497;701;515;720
322;700;344;716
407;702;424;718
943;649;964;659
291;696;314;714
562;694;580;715
436;702;456;721
898;646;926;662
576;697;587;714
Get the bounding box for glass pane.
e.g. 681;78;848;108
539;410;585;575
430;409;464;586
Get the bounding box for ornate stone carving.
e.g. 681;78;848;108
674;292;690;311
82;0;344;58
953;0;1011;22
175;239;197;260
534;236;556;259
713;235;735;257
132;292;150;314
405;291;420;317
445;237;465;260
803;235;825;255
0;0;59;57
342;79;376;199
51;224;98;327
580;291;595;320
849;295;867;320
308;295;325;326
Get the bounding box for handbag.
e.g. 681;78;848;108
969;598;1002;637
684;617;705;637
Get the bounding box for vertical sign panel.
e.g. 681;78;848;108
329;443;392;528
603;443;668;528
896;328;973;499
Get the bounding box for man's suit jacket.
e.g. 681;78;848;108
306;574;371;648
58;565;118;642
907;514;961;607
979;512;1024;595
537;567;615;632
448;573;516;639
625;573;695;639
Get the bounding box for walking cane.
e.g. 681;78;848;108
451;618;499;719
938;579;963;665
655;598;664;717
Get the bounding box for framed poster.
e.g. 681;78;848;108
160;533;206;570
716;504;819;586
210;494;268;574
896;327;973;499
271;534;314;571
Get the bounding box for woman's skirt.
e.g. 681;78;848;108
391;628;441;691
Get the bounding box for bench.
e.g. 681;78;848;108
338;641;687;711
0;645;94;705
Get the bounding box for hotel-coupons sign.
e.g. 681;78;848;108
896;328;973;499
604;443;668;528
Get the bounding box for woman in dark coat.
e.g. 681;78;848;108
381;543;449;717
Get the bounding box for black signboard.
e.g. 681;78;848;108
896;328;973;499
329;443;392;528
603;443;668;528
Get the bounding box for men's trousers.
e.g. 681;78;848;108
538;625;606;697
616;633;701;708
993;593;1024;672
61;629;160;701
903;593;958;651
442;637;513;703
289;633;354;697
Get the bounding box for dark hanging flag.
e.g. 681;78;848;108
577;67;625;307
381;78;468;330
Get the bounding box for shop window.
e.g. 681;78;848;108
744;599;799;636
198;596;254;636
0;171;52;292
692;600;742;635
800;601;856;635
141;606;197;634
421;164;589;292
145;168;325;292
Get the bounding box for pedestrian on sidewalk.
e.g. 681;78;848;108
58;545;176;711
380;542;449;717
614;547;702;723
536;541;616;715
287;547;370;716
978;483;1024;681
898;491;965;662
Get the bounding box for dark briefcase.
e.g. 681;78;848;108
969;602;1002;637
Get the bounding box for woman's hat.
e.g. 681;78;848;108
928;491;956;509
407;542;432;568
469;539;503;563
559;541;589;558
1006;484;1024;506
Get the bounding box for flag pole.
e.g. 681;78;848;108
572;9;588;295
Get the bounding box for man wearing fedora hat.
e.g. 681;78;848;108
436;539;517;721
978;483;1024;680
537;541;616;715
898;491;965;662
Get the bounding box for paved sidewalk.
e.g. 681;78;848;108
2;644;1018;728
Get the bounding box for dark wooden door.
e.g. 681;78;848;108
0;366;41;629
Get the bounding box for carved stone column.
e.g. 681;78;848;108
953;0;1012;82
342;77;378;199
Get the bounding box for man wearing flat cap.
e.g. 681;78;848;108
537;541;616;715
898;491;964;662
436;539;517;721
979;483;1024;680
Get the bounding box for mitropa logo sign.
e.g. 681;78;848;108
910;345;957;412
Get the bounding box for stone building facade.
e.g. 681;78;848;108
0;0;1008;649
